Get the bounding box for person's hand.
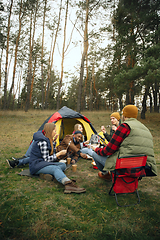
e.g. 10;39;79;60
80;153;88;159
53;134;59;142
84;140;89;145
71;159;76;164
112;125;117;131
56;149;67;157
90;145;96;151
101;125;106;133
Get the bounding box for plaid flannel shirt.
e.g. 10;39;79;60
38;141;57;162
95;123;131;156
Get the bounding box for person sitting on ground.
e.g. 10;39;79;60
56;130;88;164
101;112;121;142
29;122;86;194
6;124;89;168
89;105;157;181
73;123;89;147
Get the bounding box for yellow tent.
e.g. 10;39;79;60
38;106;97;145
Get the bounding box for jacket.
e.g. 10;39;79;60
103;118;157;176
29;131;58;175
56;135;81;162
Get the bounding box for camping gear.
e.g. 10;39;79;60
38;106;97;146
89;134;100;145
98;131;108;146
109;155;147;207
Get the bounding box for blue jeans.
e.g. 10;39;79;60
17;141;34;167
17;156;30;167
25;141;34;156
36;162;70;184
81;147;108;173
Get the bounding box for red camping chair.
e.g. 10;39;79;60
109;155;147;207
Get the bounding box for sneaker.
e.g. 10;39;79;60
98;171;111;181
6;159;17;168
39;173;53;181
64;181;86;194
12;155;27;161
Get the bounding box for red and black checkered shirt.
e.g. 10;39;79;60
95;123;131;156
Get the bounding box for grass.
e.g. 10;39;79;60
0;110;160;240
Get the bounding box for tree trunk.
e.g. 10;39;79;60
90;68;93;111
7;0;23;109
41;0;47;110
0;49;3;107
152;80;159;112
148;90;153;113
93;63;98;110
25;11;33;112
3;0;13;109
77;0;89;113
141;86;149;119
57;0;69;110
30;55;37;102
45;0;62;109
82;54;88;110
118;96;123;111
29;0;39;105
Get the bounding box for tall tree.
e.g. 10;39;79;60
56;0;69;109
77;0;89;113
41;0;47;110
45;0;63;109
7;0;23;109
29;0;39;103
3;0;13;109
25;0;40;112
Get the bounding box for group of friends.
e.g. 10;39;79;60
6;105;157;194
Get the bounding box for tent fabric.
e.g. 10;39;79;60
38;106;97;145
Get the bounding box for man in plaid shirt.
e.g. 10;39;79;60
91;105;157;180
95;124;130;157
90;123;130;181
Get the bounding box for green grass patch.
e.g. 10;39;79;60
0;110;160;240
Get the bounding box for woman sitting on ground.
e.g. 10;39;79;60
29;122;86;194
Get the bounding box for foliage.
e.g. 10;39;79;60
0;0;160;113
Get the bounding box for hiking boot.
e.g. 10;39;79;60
64;180;86;194
98;171;111;181
39;173;53;181
6;159;19;168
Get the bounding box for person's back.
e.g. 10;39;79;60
106;117;157;176
90;105;157;180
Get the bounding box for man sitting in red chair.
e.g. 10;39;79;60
90;105;157;180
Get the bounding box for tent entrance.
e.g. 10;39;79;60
58;118;87;141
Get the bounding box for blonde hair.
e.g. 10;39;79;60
74;124;82;132
43;123;56;155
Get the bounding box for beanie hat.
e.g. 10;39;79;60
74;130;82;135
122;105;138;118
110;112;120;121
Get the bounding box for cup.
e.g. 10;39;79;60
67;157;71;165
72;164;77;172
